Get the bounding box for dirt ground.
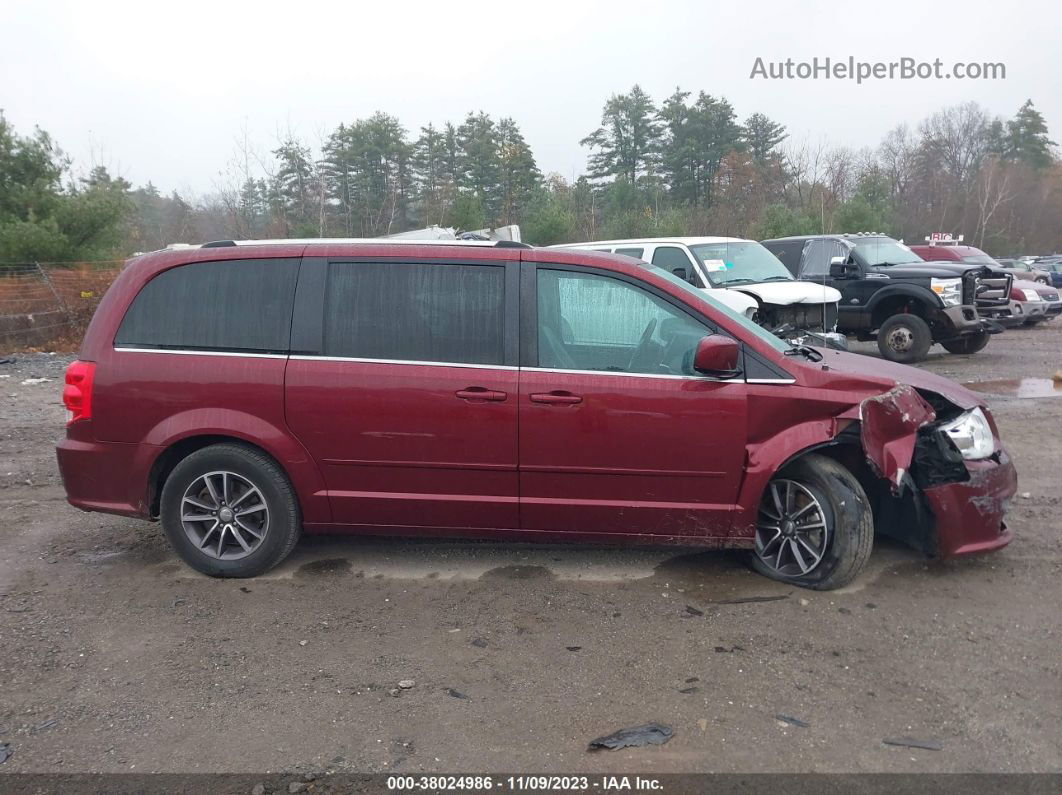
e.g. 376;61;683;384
1;325;1060;776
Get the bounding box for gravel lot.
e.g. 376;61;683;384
1;326;1060;776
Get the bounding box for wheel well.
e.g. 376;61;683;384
871;295;930;329
147;435;286;518
779;440;928;552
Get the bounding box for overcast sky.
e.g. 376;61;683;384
2;0;1059;197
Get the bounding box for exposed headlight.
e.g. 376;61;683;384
938;407;995;460
931;277;962;307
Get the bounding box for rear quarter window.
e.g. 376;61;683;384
114;258;300;353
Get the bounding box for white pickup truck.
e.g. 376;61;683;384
552;236;844;346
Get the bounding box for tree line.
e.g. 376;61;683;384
1;87;1059;265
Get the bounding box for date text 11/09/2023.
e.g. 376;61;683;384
387;775;663;791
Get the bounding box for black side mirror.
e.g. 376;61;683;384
672;267;690;282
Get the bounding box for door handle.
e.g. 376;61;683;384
455;387;508;402
529;391;583;405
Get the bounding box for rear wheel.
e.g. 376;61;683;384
941;331;990;355
160;443;301;577
877;314;932;363
750;455;873;590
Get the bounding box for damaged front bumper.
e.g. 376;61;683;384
923;453;1016;558
857;384;1016;560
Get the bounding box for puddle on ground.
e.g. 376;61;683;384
295;558;353;577
478;564;555;582
649;551;767;602
963;378;1062;398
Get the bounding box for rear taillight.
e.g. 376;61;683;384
63;360;96;425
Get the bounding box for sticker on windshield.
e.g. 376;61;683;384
703;259;728;271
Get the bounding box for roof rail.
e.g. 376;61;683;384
181;238;532;250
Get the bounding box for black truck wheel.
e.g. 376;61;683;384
941;332;990;355
877;314;932;363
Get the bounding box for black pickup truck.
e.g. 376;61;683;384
761;234;1009;362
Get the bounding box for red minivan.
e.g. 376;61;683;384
56;240;1017;589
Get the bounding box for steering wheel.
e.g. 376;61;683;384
628;318;658;370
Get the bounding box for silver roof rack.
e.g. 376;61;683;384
172;238;529;250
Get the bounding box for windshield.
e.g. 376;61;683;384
961;254;998;266
642;262;792;353
853;238;923;266
689;242;793;287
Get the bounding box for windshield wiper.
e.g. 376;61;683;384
715;277;757;285
758;276;794;282
783;344;823;362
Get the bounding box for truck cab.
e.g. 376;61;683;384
762;234;1003;362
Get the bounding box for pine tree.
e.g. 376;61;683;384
455;112;502;225
743;112;788;165
1005;99;1056;169
581;85;661;186
496;118;540;225
412;123;448;226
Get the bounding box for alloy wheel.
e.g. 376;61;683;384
755;479;830;577
180;471;269;560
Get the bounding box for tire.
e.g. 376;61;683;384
941;331;990;355
750;454;873;591
160;443;302;577
876;314;932;363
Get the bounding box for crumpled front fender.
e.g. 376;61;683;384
857;385;937;491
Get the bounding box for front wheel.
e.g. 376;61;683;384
941;331;990;355
750;454;873;590
877;314;932;363
160;443;302;577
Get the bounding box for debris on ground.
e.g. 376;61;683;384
445;688;469;700
712;595;789;605
883;736;943;751
715;645;745;653
678;686;699;694
684;605;704;616
470;637;488;648
775;714;810;728
685;676;699;683
398;679;415;689
30;719;57;733
19;377;51;386
0;743;12;764
565;646;582;652
588;723;674;751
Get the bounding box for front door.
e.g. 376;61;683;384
519;265;748;539
286;257;520;531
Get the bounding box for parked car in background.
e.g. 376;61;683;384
1032;258;1062;288
56;238;1016;590
1010;279;1062;324
551;238;844;347
910;245;1050;287
994;258;1052;284
761;234;1004;362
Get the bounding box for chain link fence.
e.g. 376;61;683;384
0;262;123;351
